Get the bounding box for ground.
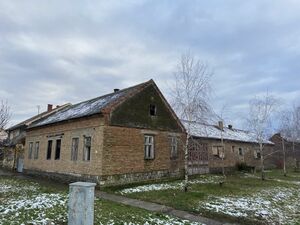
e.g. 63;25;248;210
106;170;300;225
0;174;202;225
1;170;299;225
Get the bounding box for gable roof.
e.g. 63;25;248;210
182;120;273;145
7;103;71;131
29;80;178;129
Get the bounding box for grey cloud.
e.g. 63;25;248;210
0;0;300;130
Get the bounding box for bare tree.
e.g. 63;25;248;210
246;93;278;180
170;52;213;192
279;105;300;172
0;100;11;130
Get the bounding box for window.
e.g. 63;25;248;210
232;146;235;153
149;104;156;116
34;142;39;159
254;149;261;159
212;146;225;158
28;142;33;159
71;138;79;161
55;139;61;160
83;136;91;161
144;135;154;159
170;136;178;158
46;140;52;160
239;147;243;156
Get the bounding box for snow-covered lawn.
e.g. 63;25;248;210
0;178;67;225
0;176;204;225
119;175;222;194
198;184;300;224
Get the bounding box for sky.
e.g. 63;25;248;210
1;0;300;129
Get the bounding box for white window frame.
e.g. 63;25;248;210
144;135;154;159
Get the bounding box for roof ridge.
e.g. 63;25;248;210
28;79;153;129
68;80;151;108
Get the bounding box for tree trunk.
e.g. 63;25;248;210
184;133;189;192
293;141;297;171
282;138;287;176
260;142;265;180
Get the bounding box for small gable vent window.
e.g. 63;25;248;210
149;104;156;116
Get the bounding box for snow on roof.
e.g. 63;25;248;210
7;104;70;131
182;120;273;145
30;81;149;128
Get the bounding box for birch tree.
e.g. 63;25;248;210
246;94;278;180
279;105;300;171
0;100;11;130
170;52;213;192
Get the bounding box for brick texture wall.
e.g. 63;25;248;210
201;139;262;171
23;116;185;185
24;116;104;177
102;125;185;177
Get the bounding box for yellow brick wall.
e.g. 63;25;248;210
102;126;185;176
205;140;261;169
24;116;104;176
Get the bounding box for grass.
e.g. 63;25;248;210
108;169;300;225
0;175;203;225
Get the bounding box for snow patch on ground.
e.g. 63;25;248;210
1;193;66;214
119;176;222;194
98;213;204;225
198;187;300;224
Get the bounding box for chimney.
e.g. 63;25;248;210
228;124;233;129
114;89;120;93
218;121;224;130
47;104;53;112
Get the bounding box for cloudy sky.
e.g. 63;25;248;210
1;0;300;128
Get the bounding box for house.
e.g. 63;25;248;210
269;133;300;170
24;80;185;186
3;104;70;171
183;120;274;174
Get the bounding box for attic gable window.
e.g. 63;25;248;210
149;104;156;116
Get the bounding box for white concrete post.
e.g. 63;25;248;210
68;182;96;225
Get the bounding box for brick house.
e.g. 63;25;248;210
183;120;274;173
3;104;70;171
269;133;300;169
24;80;185;186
